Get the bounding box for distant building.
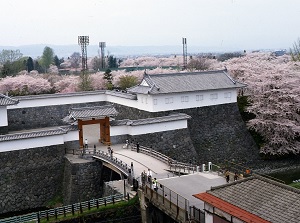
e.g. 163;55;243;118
272;50;286;57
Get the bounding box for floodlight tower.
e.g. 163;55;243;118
99;42;106;69
182;37;187;69
78;36;89;71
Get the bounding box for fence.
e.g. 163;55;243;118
190;205;205;223
144;183;190;223
91;150;130;176
0;194;125;223
131;145;199;173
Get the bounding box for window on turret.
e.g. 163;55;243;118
181;96;189;102
196;95;204;101
210;93;218;100
165;97;173;104
224;92;231;98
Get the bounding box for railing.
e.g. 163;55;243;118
92;150;130;176
131;145;199;174
189;205;205;223
0;194;124;223
143;182;190;223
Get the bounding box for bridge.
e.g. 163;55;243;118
82;143;227;223
83;143;199;181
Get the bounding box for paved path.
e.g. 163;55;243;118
96;143;176;180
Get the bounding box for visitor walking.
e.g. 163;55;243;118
147;168;152;183
136;142;140;153
152;178;158;191
84;139;88;149
225;170;230;183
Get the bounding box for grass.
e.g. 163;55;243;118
39;195;139;223
289;182;300;189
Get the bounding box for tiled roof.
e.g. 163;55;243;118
127;69;246;95
111;113;191;126
105;90;137;100
14;90;106;100
195;174;300;223
67;104;118;120
0;94;19;106
0;128;67;142
194;193;270;223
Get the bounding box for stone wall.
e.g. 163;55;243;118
114;103;259;165
7;101;107;131
127;129;197;163
179;103;260;166
0;145;65;214
0;126;8;135
63;156;103;205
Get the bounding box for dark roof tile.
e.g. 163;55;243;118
128;70;246;95
0;94;19;106
202;174;300;223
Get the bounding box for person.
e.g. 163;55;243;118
147;168;152;183
84;139;88;149
107;146;111;155
141;170;146;186
152;178;158;191
225;170;230;183
110;148;113;159
234;172;239;181
136;142;140;153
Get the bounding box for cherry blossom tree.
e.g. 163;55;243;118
53;75;79;93
0;74;52;95
223;52;300;155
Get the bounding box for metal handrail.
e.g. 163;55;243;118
132;145;198;172
92;150;130;176
0;194;124;223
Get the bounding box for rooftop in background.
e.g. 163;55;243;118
0;94;19;107
127;70;246;95
194;174;300;223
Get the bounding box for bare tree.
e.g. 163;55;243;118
0;49;23;65
187;57;211;71
70;52;81;71
290;38;300;61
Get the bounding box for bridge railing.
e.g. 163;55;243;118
92;150;130;176
131;145;199;173
0;194;125;223
143;181;191;222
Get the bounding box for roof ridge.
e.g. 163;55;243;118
253;173;300;194
209;176;256;191
147;69;227;77
71;104;114;110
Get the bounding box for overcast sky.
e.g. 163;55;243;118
1;0;300;51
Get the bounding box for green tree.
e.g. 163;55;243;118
53;55;64;68
290;38;300;61
108;55;118;68
103;69;113;90
1;58;27;77
40;46;54;73
34;60;44;73
26;57;34;72
118;75;138;90
78;71;93;91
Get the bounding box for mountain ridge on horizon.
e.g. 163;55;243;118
0;44;283;59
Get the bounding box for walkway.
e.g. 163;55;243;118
95;143;175;180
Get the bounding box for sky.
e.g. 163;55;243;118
1;0;300;51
